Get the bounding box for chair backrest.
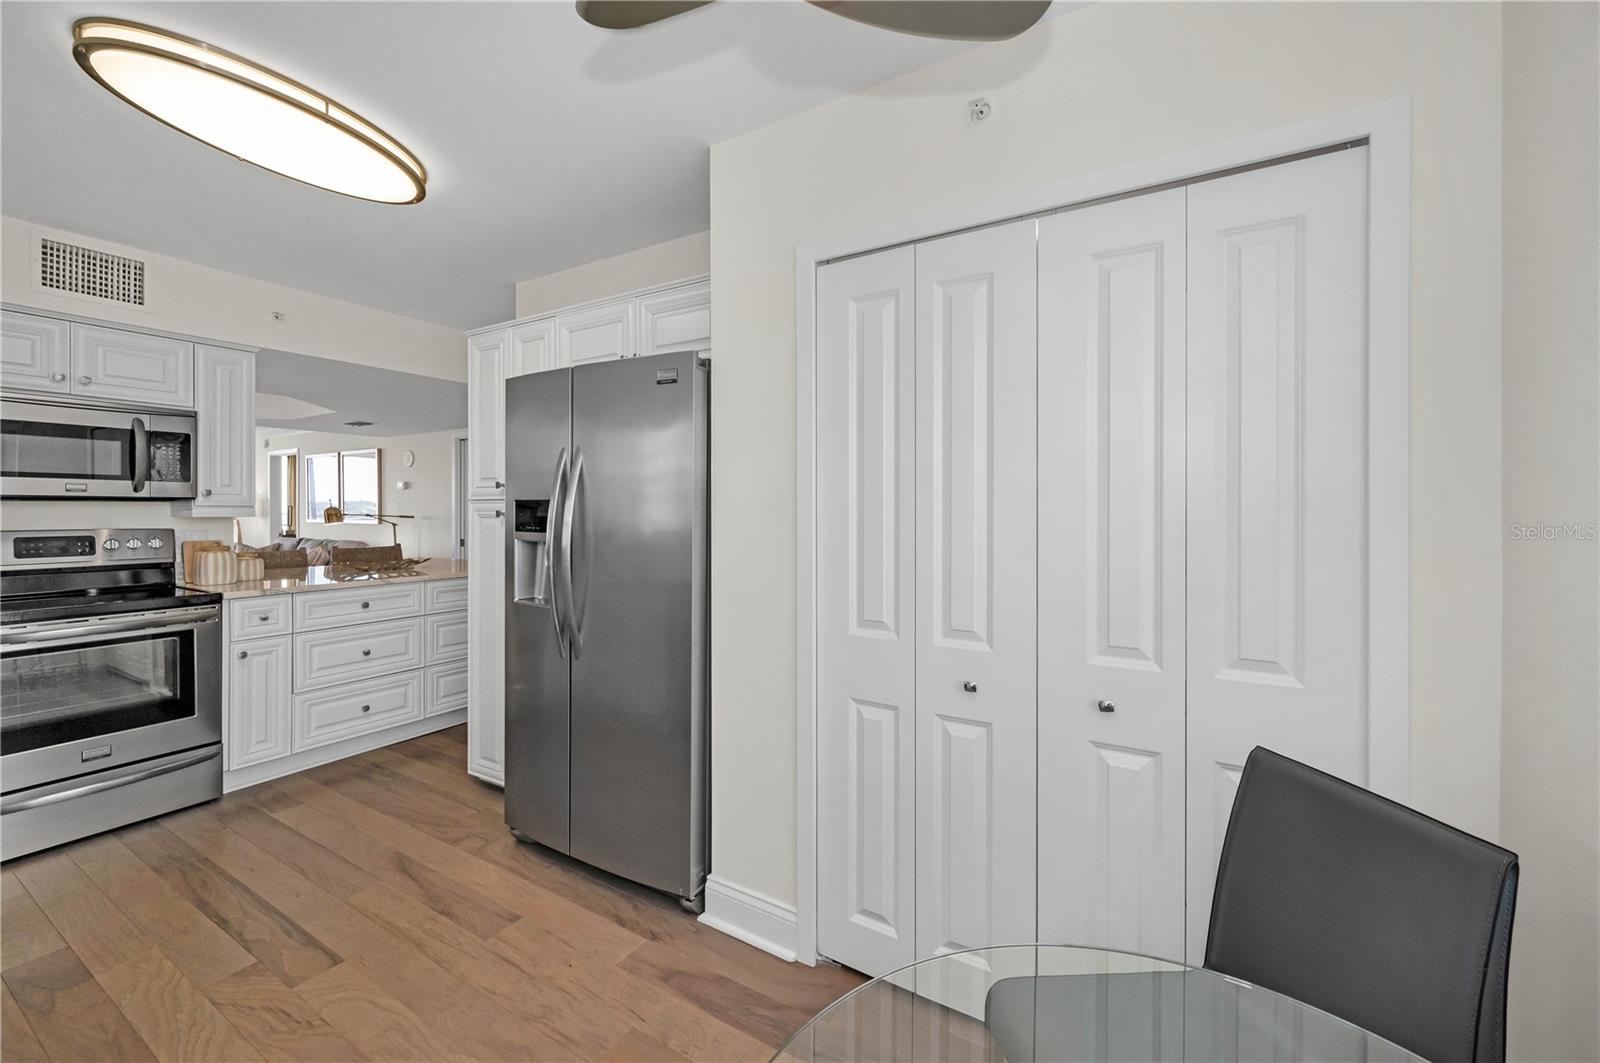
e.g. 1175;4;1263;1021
1206;747;1518;1063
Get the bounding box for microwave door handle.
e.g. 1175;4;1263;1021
131;416;149;493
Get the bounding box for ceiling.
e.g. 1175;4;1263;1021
0;2;975;329
255;349;466;436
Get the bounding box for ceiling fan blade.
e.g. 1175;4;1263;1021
806;0;1051;41
575;0;714;30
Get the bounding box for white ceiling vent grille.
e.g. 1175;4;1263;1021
37;236;146;307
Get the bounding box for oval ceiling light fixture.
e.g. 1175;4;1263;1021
72;18;426;204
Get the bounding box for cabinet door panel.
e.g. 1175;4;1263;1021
1037;190;1187;962
1;311;71;393
558;299;633;365
637;282;710;356
1185;147;1370;962
228;635;292;769
467;500;506;784
189;345;255;512
70;324;194;407
509;319;556;377
914;219;1037;961
468;330;507;496
816;247;916;977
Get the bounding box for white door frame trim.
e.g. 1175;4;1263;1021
792;97;1412;967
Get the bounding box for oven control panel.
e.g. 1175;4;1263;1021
0;529;175;570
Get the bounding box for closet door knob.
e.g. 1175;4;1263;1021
1098;700;1116;713
962;681;978;693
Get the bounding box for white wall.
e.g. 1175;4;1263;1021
710;0;1504;919
1;216;466;382
241;428;463;560
1499;4;1600;1060
513;231;708;320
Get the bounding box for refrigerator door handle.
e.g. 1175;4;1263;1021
561;446;585;658
547;447;571;660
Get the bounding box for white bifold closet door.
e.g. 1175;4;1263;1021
816;219;1038;977
1036;188;1189;963
816;246;918;976
913;221;1038;964
1184;147;1370;962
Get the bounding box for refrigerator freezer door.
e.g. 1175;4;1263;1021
504;368;574;852
568;351;709;899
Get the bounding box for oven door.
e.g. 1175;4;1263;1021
0;605;221;792
0;398;196;500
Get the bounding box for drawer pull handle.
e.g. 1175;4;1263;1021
361;602;371;609
257;613;271;622
361;704;371;713
237;650;247;659
362;648;372;657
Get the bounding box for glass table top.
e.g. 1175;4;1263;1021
774;945;1423;1062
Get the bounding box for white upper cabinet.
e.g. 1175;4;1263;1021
1;311;72;394
557;297;634;365
508;318;556;377
70;323;195;408
175;345;255;516
637;281;711;356
467;329;508;497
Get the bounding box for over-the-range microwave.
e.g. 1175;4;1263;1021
0;396;197;500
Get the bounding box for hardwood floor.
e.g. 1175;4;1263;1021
1;727;863;1061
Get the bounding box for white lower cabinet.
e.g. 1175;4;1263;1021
221;582;469;788
227;634;292;770
467;501;505;784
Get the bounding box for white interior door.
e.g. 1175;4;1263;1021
914;219;1038;962
816;247;918;977
1037;189;1188;961
1184;147;1370;962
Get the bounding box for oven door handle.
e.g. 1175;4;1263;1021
1;746;221;815
0;605;221;650
131;416;150;494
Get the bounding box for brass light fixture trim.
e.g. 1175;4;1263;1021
71;17;427;204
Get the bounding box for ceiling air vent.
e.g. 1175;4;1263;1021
37;236;146;307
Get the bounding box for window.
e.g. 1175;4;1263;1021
304;452;340;523
339;449;380;522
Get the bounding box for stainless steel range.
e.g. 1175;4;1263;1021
1;529;222;860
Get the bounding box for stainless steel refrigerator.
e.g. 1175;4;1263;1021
503;351;709;910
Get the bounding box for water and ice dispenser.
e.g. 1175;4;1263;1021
512;497;551;607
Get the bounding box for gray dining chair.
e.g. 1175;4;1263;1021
1206;746;1519;1063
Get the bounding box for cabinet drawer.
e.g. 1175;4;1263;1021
425;662;469;717
293;671;423;752
293;584;423;631
424;611;469;665
425;579;468;613
293;617;423;692
229;595;292;639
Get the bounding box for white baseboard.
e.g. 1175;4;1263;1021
699;875;799;962
222;709;466;793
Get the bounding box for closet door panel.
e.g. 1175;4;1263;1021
816;247;917;977
1185;147;1370;962
914;219;1037;961
1037;190;1187;962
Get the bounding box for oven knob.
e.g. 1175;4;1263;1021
125;537;143;550
147;535;165;549
102;538;121;551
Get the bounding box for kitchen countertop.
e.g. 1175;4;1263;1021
185;559;469;600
